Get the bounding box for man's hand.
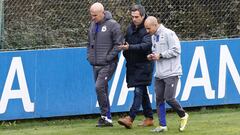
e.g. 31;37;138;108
147;53;160;61
147;54;154;61
118;42;129;50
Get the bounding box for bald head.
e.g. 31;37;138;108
90;2;104;13
145;16;159;27
90;2;105;23
144;16;160;35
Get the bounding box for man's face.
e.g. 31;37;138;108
144;22;157;35
131;11;144;26
90;10;104;23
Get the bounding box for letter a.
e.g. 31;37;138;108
181;46;215;101
0;57;34;114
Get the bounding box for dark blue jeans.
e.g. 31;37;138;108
129;85;153;121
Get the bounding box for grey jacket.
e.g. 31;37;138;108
87;11;123;66
152;24;182;79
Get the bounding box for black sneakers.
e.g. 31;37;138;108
96;116;113;127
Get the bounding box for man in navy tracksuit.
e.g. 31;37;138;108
87;2;123;127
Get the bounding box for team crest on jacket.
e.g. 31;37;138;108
102;26;107;32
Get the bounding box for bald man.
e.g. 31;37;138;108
145;16;189;132
87;2;123;127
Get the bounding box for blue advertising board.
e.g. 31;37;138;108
0;38;240;120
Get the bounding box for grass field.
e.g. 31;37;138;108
0;107;240;135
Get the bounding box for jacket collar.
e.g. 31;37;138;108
154;24;165;36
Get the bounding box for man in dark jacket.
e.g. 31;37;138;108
87;2;123;127
117;4;154;129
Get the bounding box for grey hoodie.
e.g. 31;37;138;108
87;11;123;66
152;24;182;79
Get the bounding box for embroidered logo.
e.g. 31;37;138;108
102;26;107;32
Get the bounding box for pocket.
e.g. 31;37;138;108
158;40;167;51
164;76;178;86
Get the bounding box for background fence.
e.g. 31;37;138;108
0;0;239;50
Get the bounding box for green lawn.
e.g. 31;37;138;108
0;107;240;135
